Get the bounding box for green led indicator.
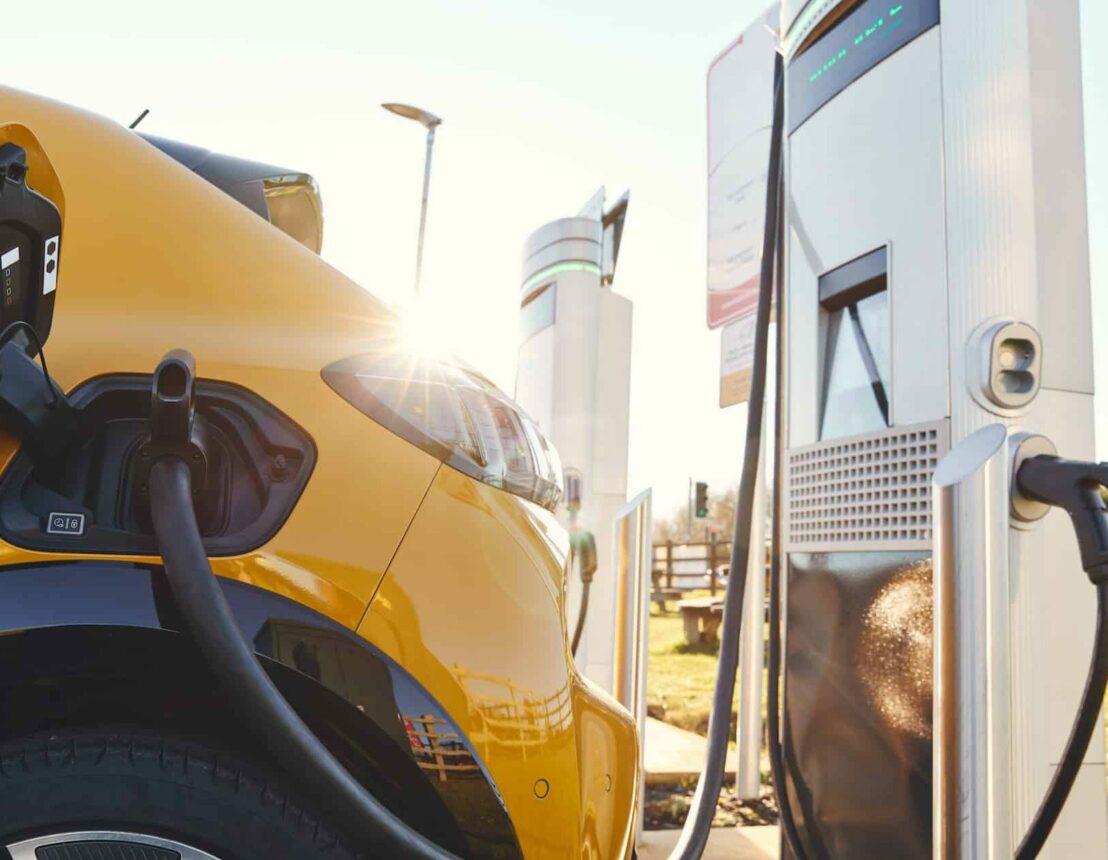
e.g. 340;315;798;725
864;18;885;38
521;260;601;293
805;0;923;89
808;47;849;84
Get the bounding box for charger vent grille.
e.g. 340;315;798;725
786;420;949;552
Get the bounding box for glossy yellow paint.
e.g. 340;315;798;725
0;86;640;857
0;86;441;627
359;466;639;859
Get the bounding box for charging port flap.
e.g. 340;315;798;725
0;374;315;555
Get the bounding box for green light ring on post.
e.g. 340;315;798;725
521;261;601;295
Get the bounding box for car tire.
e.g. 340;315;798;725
0;728;359;860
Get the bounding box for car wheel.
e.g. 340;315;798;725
0;729;358;860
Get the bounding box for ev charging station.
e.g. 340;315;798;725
767;0;1107;857
514;189;633;691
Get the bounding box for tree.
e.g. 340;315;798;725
651;482;772;544
652;484;741;542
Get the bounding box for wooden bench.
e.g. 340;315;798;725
651;588;683;613
677;597;724;645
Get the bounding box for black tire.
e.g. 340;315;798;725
0;729;359;860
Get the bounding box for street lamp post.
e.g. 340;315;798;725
382;103;442;296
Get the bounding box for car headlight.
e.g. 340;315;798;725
322;352;563;511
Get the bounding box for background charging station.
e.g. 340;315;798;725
514;189;633;692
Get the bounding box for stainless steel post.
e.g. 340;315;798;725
736;410;767;800
933;424;1013;859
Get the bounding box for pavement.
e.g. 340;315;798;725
644;716;737;784
637;827;779;859
642;717;768;858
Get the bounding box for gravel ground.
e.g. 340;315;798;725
643;778;779;830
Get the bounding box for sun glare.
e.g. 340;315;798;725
397;294;461;361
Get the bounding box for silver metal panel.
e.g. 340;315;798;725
1028;0;1093;395
932;424;1012;860
940;0;1037;443
786;29;949;448
518;213;598;264
938;1;1105;853
786;419;949;552
611;489;652;842
784;219;820;446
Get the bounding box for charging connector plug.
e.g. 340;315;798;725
1011;452;1108;859
569;529;598;657
134;349;209;495
0;338;78;462
1016;455;1108;583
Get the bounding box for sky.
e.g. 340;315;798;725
3;0;1106;520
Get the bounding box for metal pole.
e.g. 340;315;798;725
414;127;436;296
708;539;717;597
933;424;1012;860
687;477;693;540
737;409;768;800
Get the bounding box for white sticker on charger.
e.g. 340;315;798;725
1;246;18;270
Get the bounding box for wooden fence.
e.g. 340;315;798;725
651;539;733;596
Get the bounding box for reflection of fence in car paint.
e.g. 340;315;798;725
403;712;483;782
453;666;573;759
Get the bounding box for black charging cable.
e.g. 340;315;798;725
570;530;598;657
0;320;58;408
667;51;784;860
1011;455;1108;859
0;320;80;463
145;351;460;859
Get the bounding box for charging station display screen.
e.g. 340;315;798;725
787;0;939;132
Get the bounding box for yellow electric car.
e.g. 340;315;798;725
0;88;638;859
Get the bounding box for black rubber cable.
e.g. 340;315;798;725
148;456;459;860
571;576;591;657
0;320;59;407
1014;580;1108;859
668;51;784;860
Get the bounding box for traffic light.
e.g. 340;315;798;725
694;481;709;518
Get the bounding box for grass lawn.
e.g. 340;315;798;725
646;597;738;736
643;596;777;828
